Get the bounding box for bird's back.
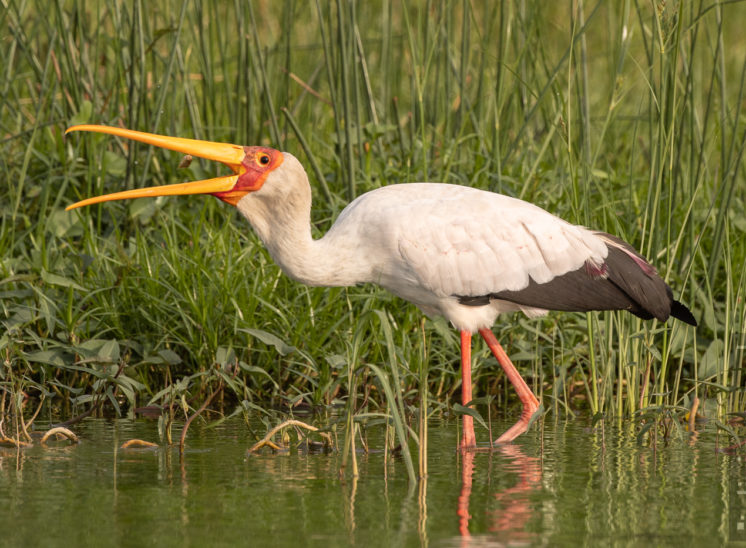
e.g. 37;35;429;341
325;184;601;318
322;183;695;331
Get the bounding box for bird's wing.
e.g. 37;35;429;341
392;186;608;299
334;183;689;325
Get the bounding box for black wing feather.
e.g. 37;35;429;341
457;231;697;327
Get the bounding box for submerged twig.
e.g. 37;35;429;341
121;439;158;449
53;405;99;428
40;426;79;444
23;395;46;436
256;439;284;451
0;391;32;447
717;437;746;454
0;436;32;448
248;419;333;453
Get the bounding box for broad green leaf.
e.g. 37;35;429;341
526;404;545;429
99;339;120;362
238;362;279;387
69;100;93;127
216;346;236;366
26;349;67;367
103;150;127;177
452;402;488;430
129;199;158;224
41;270;85;291
46;209;83;238
239;328;296;356
77;338;120;362
699;339;724;380
158;349;182;365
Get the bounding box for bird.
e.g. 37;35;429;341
65;125;697;449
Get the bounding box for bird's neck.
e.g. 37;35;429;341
234;160;364;287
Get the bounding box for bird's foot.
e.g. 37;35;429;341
460;415;477;451
459;434;477;451
493;399;541;444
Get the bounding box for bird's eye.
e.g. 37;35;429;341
258;153;270;166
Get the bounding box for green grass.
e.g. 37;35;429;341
2;1;745;464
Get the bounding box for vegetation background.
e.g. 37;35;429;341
1;1;744;461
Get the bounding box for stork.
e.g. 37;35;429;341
65;125;697;449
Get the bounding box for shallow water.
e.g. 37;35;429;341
1;417;744;547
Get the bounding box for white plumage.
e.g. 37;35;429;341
237;154;608;334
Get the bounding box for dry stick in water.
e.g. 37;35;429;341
40;427;79;444
688;396;700;433
23;395;46;436
0;392;31;447
121;439;158;449
248;419;333;453
179;382;223;450
0;435;32;448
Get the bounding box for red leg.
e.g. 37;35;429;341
460;330;476;449
478;328;540;443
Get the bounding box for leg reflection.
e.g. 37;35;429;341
458;444;541;540
487;444;541;538
457;451;475;538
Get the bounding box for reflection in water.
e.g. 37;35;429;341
458;445;542;544
418;476;428;546
346;473;358;542
487;445;542;540
0;419;743;545
457;451;474;539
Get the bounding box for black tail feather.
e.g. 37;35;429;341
671;299;697;326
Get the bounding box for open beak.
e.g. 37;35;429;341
65;125;248;211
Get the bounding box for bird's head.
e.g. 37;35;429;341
64;125;284;211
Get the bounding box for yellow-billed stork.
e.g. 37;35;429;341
65;125;697;449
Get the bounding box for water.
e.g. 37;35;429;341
1;417;743;547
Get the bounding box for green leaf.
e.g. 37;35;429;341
129;199;158;224
158;349;182;365
591;168;609;179
99;339;120;362
26;349;67;367
239;328;296;356
238;361;279;388
452;402;488;430
46;209;83;238
69;100;93;127
636;421;655;445
688;379;744;393
526;404;545;429
216;346;236;366
325;354;347;369
699;339;724;380
77;338;120;362
507;350;537;361
115;374;146;404
38;295;56;334
713;419;741;445
103;150;127;177
41;270;85;291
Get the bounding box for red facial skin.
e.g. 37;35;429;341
213;146;283;206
